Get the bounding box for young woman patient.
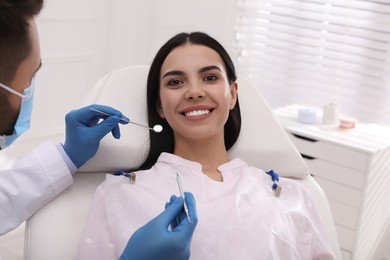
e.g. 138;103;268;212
77;32;336;260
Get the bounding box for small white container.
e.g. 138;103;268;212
298;108;316;124
322;103;339;126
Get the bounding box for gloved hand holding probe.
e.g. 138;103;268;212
120;192;198;260
63;104;129;168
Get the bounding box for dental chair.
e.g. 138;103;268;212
24;65;341;260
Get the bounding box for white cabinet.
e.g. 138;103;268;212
273;105;390;260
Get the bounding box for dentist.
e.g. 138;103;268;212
0;0;129;235
0;0;197;258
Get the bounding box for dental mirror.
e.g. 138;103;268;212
90;107;163;133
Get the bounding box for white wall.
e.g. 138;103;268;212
106;0;238;69
5;0;238;158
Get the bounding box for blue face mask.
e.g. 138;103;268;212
0;78;35;149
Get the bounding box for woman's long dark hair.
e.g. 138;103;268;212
136;32;241;171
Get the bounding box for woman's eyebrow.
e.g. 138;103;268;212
162;70;185;79
162;65;222;79
198;65;222;74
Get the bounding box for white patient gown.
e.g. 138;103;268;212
77;152;335;260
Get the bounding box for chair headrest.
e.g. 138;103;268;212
80;65;308;178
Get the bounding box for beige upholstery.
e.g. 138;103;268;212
24;65;341;260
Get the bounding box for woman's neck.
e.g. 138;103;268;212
173;135;229;181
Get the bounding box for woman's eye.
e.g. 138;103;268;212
167;79;183;86
204;75;217;81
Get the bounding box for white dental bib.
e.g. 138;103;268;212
77;153;334;260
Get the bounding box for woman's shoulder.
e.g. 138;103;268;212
236;159;306;187
236;160;312;198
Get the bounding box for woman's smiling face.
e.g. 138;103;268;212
158;43;237;144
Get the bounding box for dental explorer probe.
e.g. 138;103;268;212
89;107;163;133
176;172;193;223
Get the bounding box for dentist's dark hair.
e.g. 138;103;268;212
136;32;241;171
0;0;43;136
0;0;43;85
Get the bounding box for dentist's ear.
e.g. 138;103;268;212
230;81;238;110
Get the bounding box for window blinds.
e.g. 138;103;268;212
235;0;390;125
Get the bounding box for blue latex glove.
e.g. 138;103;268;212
63;104;129;168
120;192;198;260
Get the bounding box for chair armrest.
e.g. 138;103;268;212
24;172;106;260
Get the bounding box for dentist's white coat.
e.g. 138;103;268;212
0;142;73;235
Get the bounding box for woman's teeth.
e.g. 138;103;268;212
184;109;210;117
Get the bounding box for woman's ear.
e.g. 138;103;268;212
230;81;238;110
157;102;165;118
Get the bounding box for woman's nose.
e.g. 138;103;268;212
185;82;205;100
